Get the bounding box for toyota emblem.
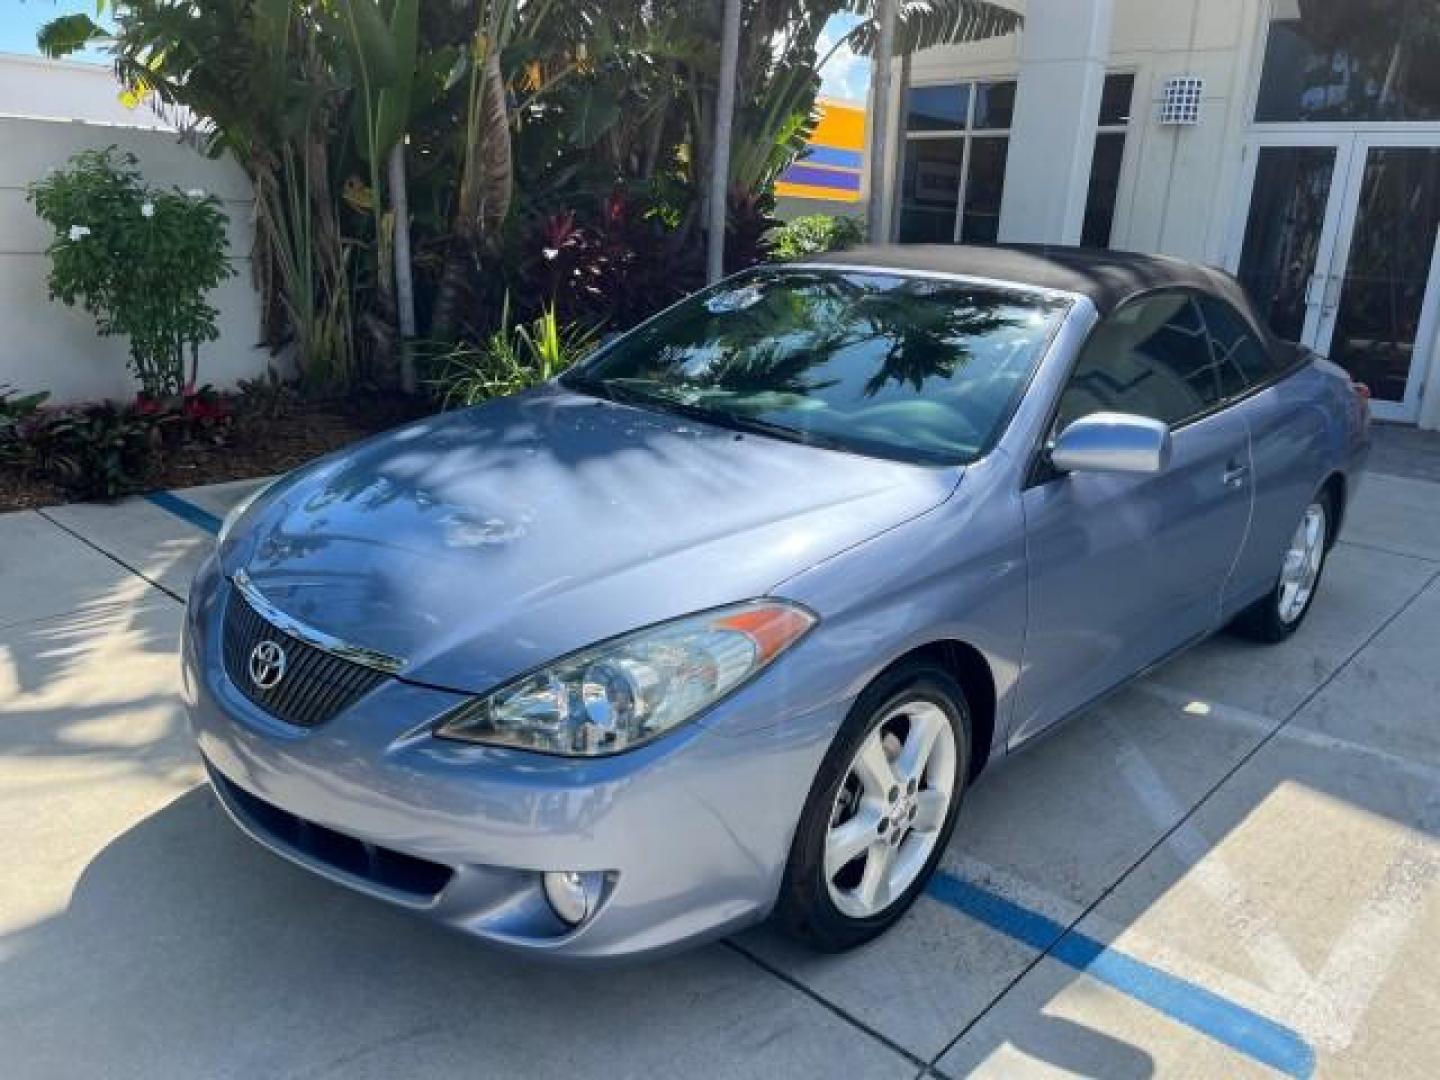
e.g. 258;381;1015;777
248;640;287;691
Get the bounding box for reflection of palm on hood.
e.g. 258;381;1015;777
223;386;959;694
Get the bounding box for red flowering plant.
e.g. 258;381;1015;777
134;383;233;448
520;191;702;332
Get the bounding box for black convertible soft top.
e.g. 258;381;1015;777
809;243;1265;327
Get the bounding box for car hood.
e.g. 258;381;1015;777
222;387;960;693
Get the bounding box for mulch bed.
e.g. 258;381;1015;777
0;395;433;514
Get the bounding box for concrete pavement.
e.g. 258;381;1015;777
2;461;1439;1078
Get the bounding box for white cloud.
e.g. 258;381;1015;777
817;14;870;104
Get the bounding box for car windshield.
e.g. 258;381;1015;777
563;268;1069;465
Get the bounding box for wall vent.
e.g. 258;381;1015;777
1159;76;1204;125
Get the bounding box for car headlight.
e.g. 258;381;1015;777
217;478;279;546
434;601;817;756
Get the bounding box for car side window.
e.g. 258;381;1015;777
1055;293;1227;431
1197;295;1280;389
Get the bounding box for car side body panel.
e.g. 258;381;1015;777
1012;404;1254;746
770;449;1030;774
1226;357;1370;616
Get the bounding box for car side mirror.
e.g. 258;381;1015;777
1050;412;1172;476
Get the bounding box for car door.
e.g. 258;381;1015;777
1011;292;1254;747
1195;294;1332;617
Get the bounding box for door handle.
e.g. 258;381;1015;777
1223;461;1250;488
1322;273;1343;315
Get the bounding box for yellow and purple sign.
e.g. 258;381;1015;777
776;98;867;204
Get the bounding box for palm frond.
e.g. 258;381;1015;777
36;14;111;59
847;0;1022;57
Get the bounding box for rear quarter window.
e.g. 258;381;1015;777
1198;295;1288;389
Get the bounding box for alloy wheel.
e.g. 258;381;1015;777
1278;501;1327;625
825;700;957;919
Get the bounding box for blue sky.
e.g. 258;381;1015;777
1;5;870;101
817;13;869;102
2;2;111;61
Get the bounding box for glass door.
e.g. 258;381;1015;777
1230;135;1353;349
1230;134;1440;421
1320;139;1440;420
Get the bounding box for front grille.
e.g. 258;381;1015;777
222;587;388;728
210;767;455;900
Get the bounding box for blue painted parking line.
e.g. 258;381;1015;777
145;491;221;535
143;485;1314;1076
927;872;1314;1078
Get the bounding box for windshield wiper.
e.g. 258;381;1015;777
561;371;624;402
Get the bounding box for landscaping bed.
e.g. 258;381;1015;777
0;394;431;514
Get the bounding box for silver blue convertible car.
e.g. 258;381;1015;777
184;245;1371;960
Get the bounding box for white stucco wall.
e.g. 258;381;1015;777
883;0;1268;265
0;55;266;403
877;1;1440;428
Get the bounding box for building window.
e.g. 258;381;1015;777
1255;0;1440;123
1081;73;1135;249
898;80;1016;244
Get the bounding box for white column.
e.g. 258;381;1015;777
997;0;1114;245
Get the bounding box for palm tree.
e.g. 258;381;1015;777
866;0;898;243
705;1;1021;273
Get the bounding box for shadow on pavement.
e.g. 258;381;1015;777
0;787;912;1080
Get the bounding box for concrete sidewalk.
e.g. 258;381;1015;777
2;461;1439;1078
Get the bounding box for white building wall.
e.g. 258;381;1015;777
0;55;267;404
882;0;1271;263
998;0;1113;244
1105;0;1266;264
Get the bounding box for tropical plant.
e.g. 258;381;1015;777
840;0;1022;57
334;0;420;386
0;387;51;468
431;296;597;406
41;0;359;389
28;148;232;397
235;367;300;421
771;213;865;260
34;0;1022;389
18;402;161;500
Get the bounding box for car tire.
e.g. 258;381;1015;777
1231;490;1334;644
774;660;971;952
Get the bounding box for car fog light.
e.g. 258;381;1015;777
543;870;604;927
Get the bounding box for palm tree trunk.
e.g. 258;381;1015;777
388;142;417;393
706;0;743;285
867;0;897;243
429;243;471;344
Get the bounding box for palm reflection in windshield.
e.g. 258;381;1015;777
568;269;1068;465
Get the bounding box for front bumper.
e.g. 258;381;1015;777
184;555;842;961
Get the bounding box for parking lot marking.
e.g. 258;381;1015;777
1100;711;1319;1003
1141;680;1440;788
144;491;221;535
926;872;1315;1078
1120;684;1440;1051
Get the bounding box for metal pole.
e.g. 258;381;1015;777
707;0;743;284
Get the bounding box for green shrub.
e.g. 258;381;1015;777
235;368;299;421
2;385;233;501
431;299;599;408
0;386;50;468
21;402;161;500
28;147;233;397
770;214;865;261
